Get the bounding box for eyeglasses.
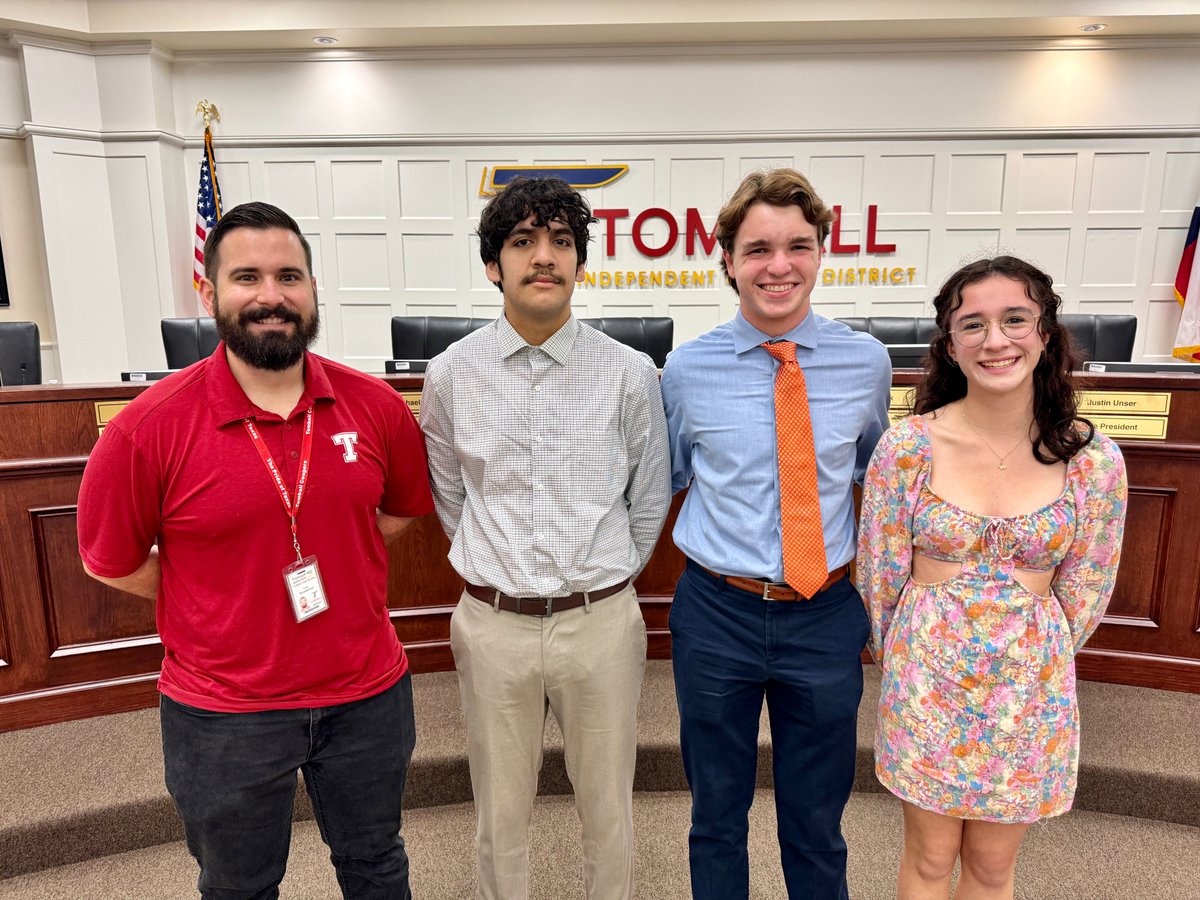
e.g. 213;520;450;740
947;313;1041;348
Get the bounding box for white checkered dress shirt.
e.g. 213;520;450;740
420;315;672;597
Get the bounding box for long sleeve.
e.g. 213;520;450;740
854;359;893;485
418;357;465;540
855;418;927;659
623;361;672;571
660;359;694;495
1052;433;1128;654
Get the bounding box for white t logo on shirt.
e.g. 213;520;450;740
331;431;359;462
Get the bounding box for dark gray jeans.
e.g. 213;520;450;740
160;673;416;900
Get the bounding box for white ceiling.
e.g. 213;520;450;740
2;0;1200;52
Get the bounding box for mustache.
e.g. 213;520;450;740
522;270;563;285
239;304;303;326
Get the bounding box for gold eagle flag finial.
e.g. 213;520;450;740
195;99;220;130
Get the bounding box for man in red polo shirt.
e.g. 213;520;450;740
77;201;433;899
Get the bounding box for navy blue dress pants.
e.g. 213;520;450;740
160;673;416;900
670;560;869;900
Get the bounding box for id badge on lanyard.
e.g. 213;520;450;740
245;406;329;622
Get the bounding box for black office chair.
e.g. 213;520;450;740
391;314;676;366
580;317;674;368
391;316;494;360
161;317;220;369
1059;314;1137;363
835;316;938;344
0;321;41;386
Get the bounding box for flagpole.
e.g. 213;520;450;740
193;100;223;299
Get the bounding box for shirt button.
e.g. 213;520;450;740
290;450;299;459
537;533;547;541
534;435;543;443
534;483;543;490
533;385;542;393
285;423;292;430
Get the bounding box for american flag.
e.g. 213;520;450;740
193;126;223;293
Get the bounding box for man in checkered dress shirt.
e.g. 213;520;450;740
420;176;671;900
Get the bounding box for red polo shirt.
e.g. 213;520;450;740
77;345;433;712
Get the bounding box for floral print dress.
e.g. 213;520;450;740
855;415;1127;823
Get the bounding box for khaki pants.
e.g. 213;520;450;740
450;583;647;900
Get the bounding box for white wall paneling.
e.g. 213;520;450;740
5;37;1200;378
35;140;129;381
172;136;1200;369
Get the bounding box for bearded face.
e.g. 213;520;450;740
212;294;320;372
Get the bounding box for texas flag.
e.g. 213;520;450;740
1173;204;1200;362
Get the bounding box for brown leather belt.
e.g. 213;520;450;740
698;564;849;601
465;578;630;616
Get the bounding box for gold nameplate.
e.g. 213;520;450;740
401;391;421;420
1076;391;1171;415
1089;415;1169;440
889;386;916;412
94;401;131;434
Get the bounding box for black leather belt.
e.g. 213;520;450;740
465;579;630;616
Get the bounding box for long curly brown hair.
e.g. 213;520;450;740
913;256;1094;464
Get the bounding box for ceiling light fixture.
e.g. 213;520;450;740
1078;24;1106;33
312;36;339;45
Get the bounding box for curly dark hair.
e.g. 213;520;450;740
476;176;596;291
914;256;1094;464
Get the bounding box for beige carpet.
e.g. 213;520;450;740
4;662;1200;895
3;790;1198;900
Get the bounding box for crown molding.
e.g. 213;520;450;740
6;31;172;60
7;31;94;54
166;33;1200;65
6;29;1197;64
171;125;1200;149
19;123;185;146
8;123;1198;150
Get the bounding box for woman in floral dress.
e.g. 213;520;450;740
856;256;1127;900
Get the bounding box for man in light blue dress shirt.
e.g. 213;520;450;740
661;168;892;899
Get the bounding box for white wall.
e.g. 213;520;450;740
191;137;1200;370
0;44;58;379
3;36;1199;380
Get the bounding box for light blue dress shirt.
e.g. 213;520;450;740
661;309;892;581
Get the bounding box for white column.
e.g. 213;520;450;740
13;33;184;380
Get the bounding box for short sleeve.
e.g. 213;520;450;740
855;417;928;659
77;423;163;578
380;392;435;518
1052;433;1127;654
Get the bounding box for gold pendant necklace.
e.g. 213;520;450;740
961;408;1031;471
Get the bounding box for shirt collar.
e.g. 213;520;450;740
731;308;819;355
495;312;579;366
206;343;335;427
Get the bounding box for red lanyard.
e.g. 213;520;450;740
244;405;315;563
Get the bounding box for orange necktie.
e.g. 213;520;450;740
762;341;828;597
